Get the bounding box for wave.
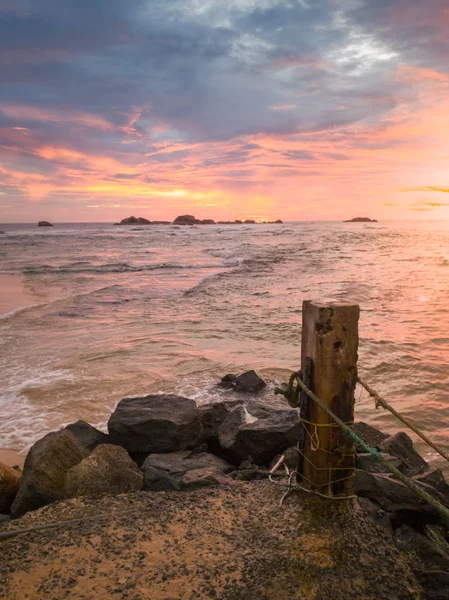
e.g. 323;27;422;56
5;262;222;275
0;302;50;322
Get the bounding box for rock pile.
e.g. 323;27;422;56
2;370;449;598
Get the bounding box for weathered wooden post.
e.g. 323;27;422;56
299;301;359;497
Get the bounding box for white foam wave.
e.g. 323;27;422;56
0;364;77;453
0;302;48;322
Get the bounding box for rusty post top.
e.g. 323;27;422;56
302;300;360;310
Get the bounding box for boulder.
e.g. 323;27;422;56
415;470;449;502
65;420;109;451
353;422;389;450
143;466;181;492
64;445;143;499
11;430;89;517
173;215;200;225
218;374;238;389
275;220;283;224
200;219;215;225
0;461;21;512
180;467;234;490
244;220;256;224
108;394;201;454
142;450;233;477
379;432;428;476
197;400;243;454
38;221;53;227
197;400;243;439
354;470;439;518
217;402;301;465
218;370;266;393
356;452;403;474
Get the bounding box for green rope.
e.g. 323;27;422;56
358;377;449;465
278;372;449;528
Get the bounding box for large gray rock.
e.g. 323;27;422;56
108;394;201;454
143;450;233;477
354;470;439;517
356;452;403;474
11;430;89;517
217;402;301;465
142;450;233;492
379;432;428;476
0;461;21;512
415;470;449;503
180;467;234;490
353;422;389;450
218;370;266;392
197;400;243;445
65;420;109;451
143;466;181;491
65;444;143;499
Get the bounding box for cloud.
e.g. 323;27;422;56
403;186;449;193
1;0;449;220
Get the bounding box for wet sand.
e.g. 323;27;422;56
0;482;420;600
0;448;24;468
0;273;37;318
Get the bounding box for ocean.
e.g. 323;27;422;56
1;220;449;471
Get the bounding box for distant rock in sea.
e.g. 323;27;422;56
344;217;378;223
38;221;53;227
115;214;283;226
0;230;5;234
115;216;151;225
173;215;201;225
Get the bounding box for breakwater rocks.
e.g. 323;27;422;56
1;371;449;599
115;214;283;226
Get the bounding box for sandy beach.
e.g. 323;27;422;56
0;482;420;600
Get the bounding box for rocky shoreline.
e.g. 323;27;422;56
1;370;449;599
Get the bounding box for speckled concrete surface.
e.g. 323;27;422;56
0;482;421;600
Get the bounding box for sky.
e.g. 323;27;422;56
1;0;449;223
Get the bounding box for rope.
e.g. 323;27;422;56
358;377;449;465
291;373;449;527
0;507;145;542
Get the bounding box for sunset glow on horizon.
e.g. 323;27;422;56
1;1;449;223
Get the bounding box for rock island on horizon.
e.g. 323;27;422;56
115;214;283;225
343;217;378;223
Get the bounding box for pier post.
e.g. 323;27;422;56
299;301;360;497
